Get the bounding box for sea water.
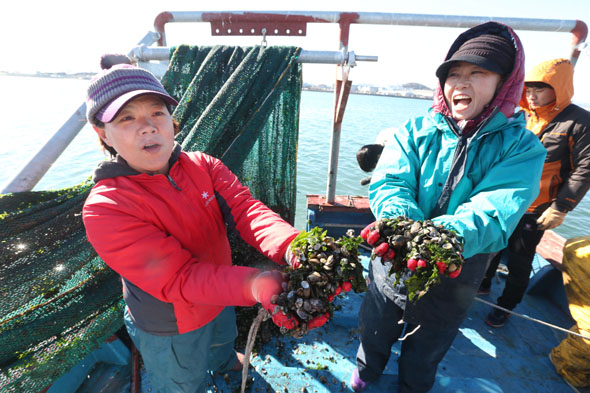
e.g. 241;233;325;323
1;75;588;238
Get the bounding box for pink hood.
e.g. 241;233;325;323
432;21;525;123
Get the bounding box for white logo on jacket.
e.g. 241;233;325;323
201;191;215;207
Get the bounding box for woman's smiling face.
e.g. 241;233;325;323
444;62;503;121
93;94;175;175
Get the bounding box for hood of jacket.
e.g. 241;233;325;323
432;21;525;125
519;58;574;132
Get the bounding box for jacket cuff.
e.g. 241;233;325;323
551;201;569;213
240;267;261;306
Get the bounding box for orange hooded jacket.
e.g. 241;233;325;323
520;59;590;213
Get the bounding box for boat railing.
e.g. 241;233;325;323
1;11;587;198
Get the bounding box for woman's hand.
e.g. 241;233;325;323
251;271;299;330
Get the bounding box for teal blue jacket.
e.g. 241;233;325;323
370;108;547;258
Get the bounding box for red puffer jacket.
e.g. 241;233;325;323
83;144;299;335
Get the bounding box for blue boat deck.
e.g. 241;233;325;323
59;254;578;393
204;254;577;393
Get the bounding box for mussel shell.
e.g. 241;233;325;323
295;297;304;309
310;298;326;310
307;272;322;283
391;235;405;247
296;309;309;320
410;221;422;234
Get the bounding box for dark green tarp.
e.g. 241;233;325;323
0;45;301;392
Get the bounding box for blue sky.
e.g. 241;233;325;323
2;0;590;103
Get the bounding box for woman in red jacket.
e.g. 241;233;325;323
82;57;326;392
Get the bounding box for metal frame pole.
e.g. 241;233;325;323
326;18;353;203
1;103;87;194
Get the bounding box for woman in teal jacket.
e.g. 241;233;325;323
351;22;547;393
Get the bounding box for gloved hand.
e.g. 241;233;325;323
537;207;567;230
284;246;301;268
251;271;299;330
307;312;330;330
360;221;377;242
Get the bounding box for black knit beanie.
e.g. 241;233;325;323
436;33;515;79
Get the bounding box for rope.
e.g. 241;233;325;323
473;296;590;340
240;307;270;393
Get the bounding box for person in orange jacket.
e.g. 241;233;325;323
481;58;590;328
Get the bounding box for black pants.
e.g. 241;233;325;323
481;213;545;310
355;278;460;393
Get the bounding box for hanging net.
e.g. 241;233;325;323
0;44;302;392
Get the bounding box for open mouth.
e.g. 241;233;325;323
143;143;161;151
453;95;472;108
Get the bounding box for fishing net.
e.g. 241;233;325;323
0;45;302;392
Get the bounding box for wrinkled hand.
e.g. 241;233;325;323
537;207;566;230
251;271;299;330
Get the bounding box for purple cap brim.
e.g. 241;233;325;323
96;90;179;123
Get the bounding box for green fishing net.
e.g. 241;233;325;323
0;45;302;392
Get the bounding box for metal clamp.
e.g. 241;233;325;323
261;28;268;47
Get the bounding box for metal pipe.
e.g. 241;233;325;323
155;11;581;33
326;24;352;203
129;46;377;65
1;103;87;194
570;20;589;66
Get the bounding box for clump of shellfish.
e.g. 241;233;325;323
361;217;464;301
271;227;367;336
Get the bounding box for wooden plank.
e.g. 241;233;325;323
535;230;566;270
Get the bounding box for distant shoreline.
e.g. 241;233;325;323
5;71;589;107
0;71;434;101
0;71;95;80
303;87;432;100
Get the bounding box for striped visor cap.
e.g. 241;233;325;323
86;64;178;123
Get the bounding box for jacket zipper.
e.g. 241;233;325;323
167;174;182;191
433;108;500;216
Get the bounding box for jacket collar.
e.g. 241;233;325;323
92;143;182;183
